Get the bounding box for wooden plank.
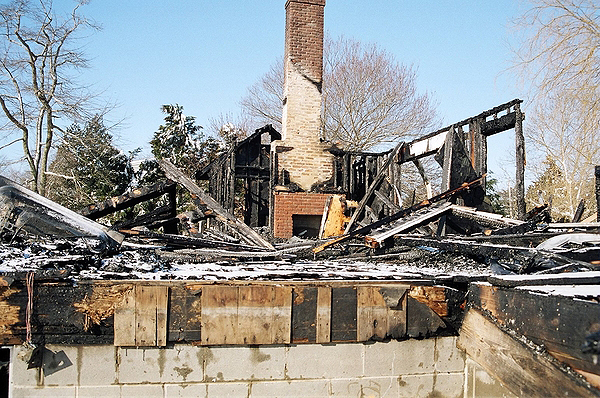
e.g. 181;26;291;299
379;286;408;339
201;286;239;345
331;287;357;342
113;286;136;346
406;296;445;338
316;287;331;343
458;309;595;398
291;287;317;343
136;286;157;346
238;286;273;345
272;286;292;344
357;286;388;341
155;286;168;347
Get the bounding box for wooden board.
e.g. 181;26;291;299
316;287;331;343
331;287;357;342
201;285;292;345
113;287;135;347
291;287;317;343
114;285;169;347
458;309;595;398
167;285;201;342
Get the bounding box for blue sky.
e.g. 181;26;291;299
3;0;527;181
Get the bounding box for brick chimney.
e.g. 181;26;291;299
270;0;335;238
274;0;333;191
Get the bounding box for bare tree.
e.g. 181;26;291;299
240;36;439;151
0;0;99;195
513;0;600;218
513;0;599;110
525;94;599;219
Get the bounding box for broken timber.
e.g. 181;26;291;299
458;309;596;397
158;159;274;250
313;175;485;253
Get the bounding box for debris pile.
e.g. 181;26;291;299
0;154;598;281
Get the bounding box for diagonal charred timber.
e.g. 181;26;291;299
81;180;178;220
468;281;600;389
364;202;453;248
158;159;274;250
344;142;404;234
458;309;597;397
313;176;485;253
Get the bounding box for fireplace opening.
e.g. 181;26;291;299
292;214;322;238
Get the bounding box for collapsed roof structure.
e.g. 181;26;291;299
0;0;599;397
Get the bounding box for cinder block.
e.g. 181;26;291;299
434;337;466;373
204;346;286;382
330;376;398;397
117;347;161;384
396;373;464;398
433;373;464;398
164;382;250;398
11;386;76;397
118;345;204;384
41;345;79;387
11;345;42;387
392;338;436;375
365;339;437;376
78;345;118;386
77;385;121;397
120;384;164;397
285;343;364;380
250;379;329;397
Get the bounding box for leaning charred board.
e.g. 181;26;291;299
469;282;600;385
0;277;459;346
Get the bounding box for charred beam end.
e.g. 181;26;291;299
480;112;517;136
596;166;600;222
81;181;177;220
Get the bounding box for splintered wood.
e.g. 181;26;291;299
458;309;593;397
114;285;168;347
357;286;407;341
200;285;292;345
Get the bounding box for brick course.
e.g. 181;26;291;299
273;192;331;238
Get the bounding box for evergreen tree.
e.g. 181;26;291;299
47;116;135;210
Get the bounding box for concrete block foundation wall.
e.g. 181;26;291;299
273;192;331;238
5;336;516;397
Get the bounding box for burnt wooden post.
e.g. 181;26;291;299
596;165;600;222
514;103;526;220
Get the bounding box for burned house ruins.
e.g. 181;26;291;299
0;0;598;397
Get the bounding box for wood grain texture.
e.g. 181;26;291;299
458;309;595;398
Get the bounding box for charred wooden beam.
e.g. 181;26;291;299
397;99;523;164
81;181;177;220
480;112;517;136
0;176;123;250
313;176;485;253
596;166;600;222
158;159;274;250
514;102;526;220
458;309;597;397
468;282;600;387
365;202;453;249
